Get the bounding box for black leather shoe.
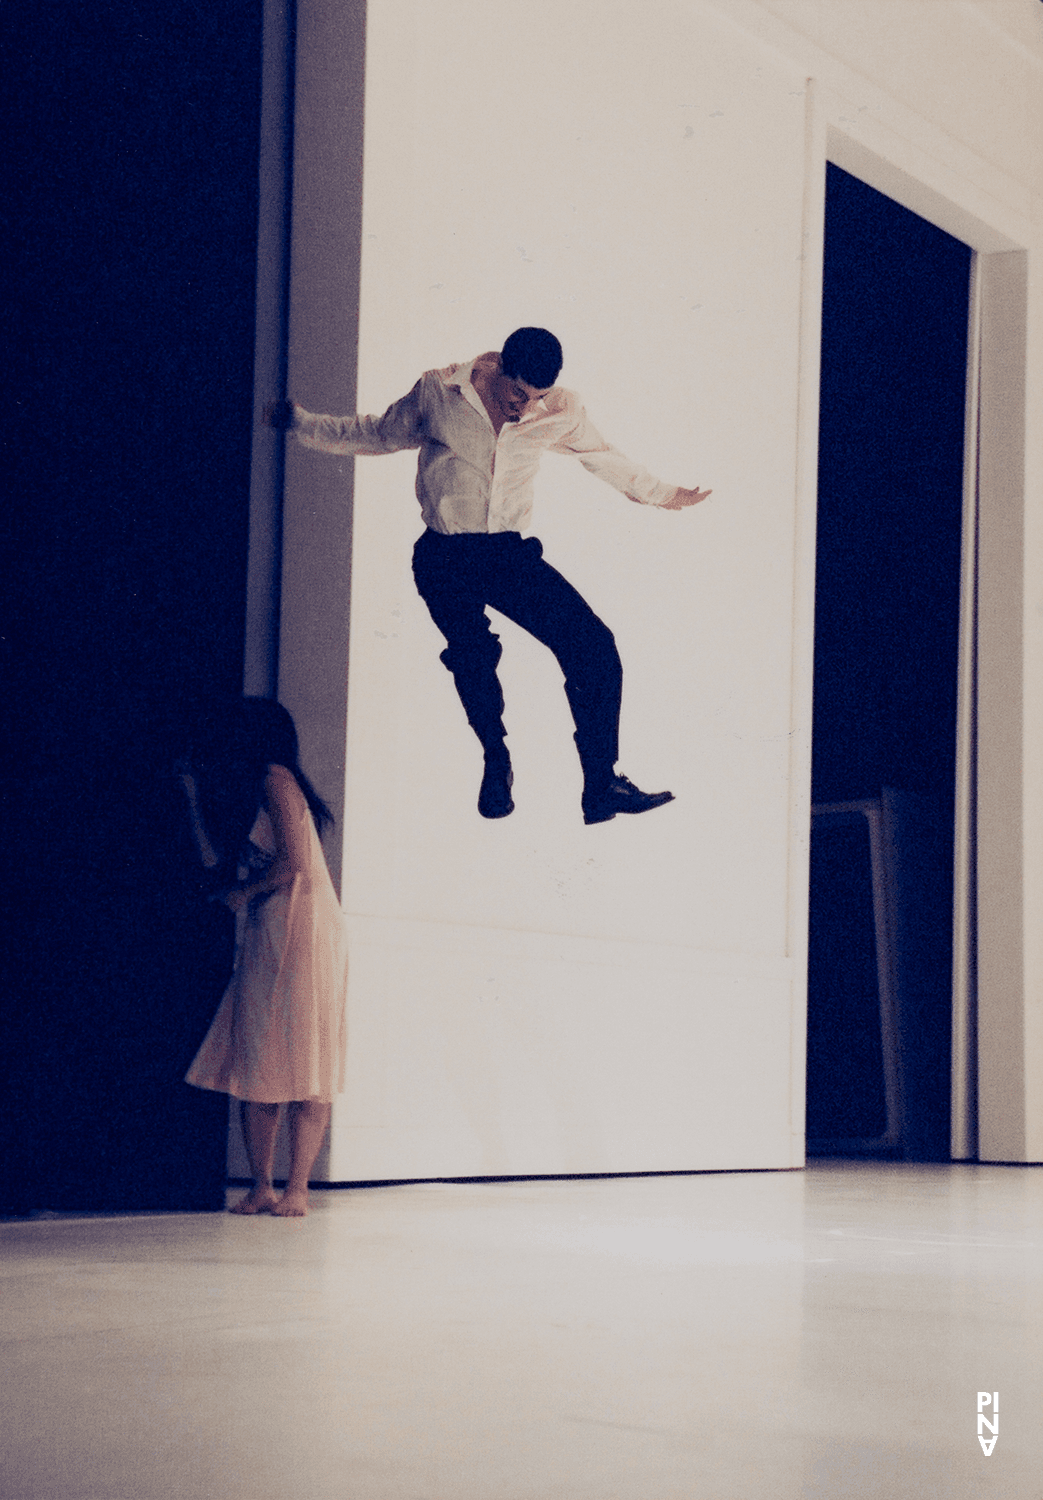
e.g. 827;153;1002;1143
478;754;514;818
582;773;674;825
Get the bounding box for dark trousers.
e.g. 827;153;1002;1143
412;529;622;790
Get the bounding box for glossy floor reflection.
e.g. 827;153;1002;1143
3;1163;1041;1498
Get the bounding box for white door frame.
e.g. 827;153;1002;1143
806;123;1032;1163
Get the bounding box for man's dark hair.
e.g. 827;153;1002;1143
501;327;563;388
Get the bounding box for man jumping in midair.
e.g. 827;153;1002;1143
267;327;711;823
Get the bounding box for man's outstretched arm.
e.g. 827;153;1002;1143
262;384;424;455
551;401;711;510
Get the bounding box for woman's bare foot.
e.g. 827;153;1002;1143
229;1185;279;1215
272;1189;310;1217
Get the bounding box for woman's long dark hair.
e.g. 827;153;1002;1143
185;697;332;886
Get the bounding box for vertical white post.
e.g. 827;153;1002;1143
788;79;826;1166
950;254;982;1161
975;250;1028;1162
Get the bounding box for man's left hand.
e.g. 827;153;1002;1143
661;485;712;509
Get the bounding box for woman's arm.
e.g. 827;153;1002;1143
224;764;312;914
177;768;220;869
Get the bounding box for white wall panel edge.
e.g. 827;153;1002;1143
1022;247;1043;1162
781;77;827;1167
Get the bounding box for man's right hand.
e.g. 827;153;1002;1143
263;398;296;431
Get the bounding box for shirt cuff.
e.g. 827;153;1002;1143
290;406;317;440
633;477;680;507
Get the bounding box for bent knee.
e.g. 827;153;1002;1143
578;618;621;667
440;635;503;673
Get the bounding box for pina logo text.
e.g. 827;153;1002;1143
977;1391;998;1456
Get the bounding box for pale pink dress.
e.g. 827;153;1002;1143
185;765;349;1103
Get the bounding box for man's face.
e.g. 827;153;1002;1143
497;369;552;422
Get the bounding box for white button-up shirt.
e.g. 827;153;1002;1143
291;352;679;535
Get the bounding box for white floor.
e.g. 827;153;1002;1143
2;1163;1041;1499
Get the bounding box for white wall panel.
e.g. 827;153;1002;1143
311;0;811;1177
266;0;1043;1178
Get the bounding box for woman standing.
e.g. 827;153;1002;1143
180;698;349;1216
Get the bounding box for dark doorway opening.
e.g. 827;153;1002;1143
807;164;972;1161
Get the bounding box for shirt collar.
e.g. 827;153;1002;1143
445;353;496;391
447;356;490;421
447;352;551;422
